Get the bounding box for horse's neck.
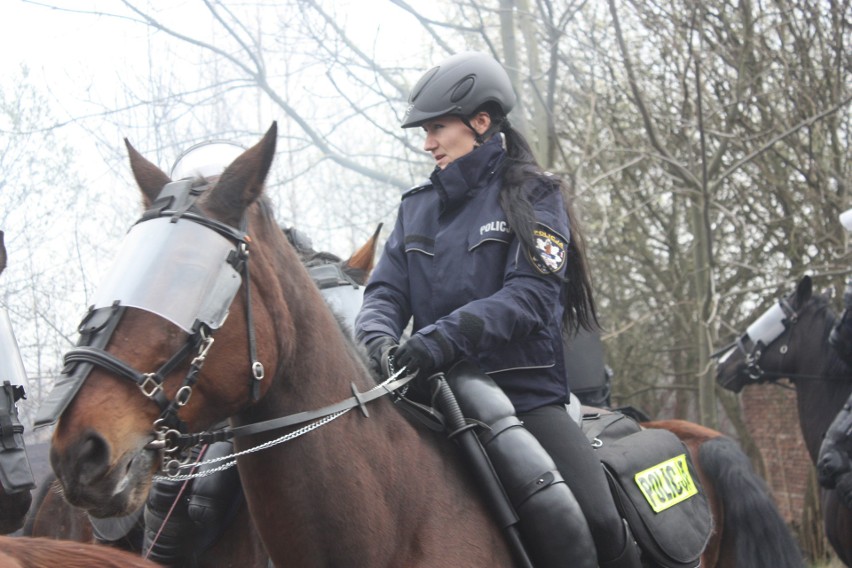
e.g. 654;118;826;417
232;264;408;532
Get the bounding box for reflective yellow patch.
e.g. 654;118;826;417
634;454;698;513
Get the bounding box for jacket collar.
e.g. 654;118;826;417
430;136;504;211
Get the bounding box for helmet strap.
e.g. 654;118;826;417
460;116;486;146
462;114;507;147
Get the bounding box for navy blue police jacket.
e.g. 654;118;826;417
355;136;571;413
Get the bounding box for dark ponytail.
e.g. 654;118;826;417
493;115;598;333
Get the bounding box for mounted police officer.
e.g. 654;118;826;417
818;207;852;508
355;51;641;568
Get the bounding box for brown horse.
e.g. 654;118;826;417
25;220;382;568
0;535;159;568
716;275;852;565
0;230;34;535
44;123;520;566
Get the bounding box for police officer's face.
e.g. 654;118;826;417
422;114;490;170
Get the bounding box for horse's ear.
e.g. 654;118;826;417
341;223;383;285
796;275;813;305
206;123;277;226
125;139;171;208
0;230;6;276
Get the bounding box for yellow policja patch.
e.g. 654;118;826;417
634;454;698;513
528;227;566;274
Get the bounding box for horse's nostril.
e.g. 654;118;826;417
74;432;111;485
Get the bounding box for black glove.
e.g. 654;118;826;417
394;335;435;379
365;336;398;380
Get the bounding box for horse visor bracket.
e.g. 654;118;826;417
191;335;215;367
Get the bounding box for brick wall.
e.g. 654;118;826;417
739;384;812;523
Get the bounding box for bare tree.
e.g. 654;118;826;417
0;66;101;438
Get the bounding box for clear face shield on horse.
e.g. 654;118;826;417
714;299;795;391
35;179;255;468
0;309;36;493
90;217;242;333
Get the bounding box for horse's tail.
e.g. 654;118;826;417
698;435;805;568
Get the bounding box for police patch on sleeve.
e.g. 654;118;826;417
528;225;567;274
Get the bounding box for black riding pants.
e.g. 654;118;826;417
519;404;627;563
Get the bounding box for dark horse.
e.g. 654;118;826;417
0;230;34;534
716;275;852;566
44;124;799;567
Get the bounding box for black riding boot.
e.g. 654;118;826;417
599;520;643;568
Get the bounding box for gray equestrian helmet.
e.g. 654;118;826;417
400;51;517;129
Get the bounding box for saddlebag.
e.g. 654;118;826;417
595;428;712;568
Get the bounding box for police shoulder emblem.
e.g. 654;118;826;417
528;225;567;274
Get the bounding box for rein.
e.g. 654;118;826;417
149;370;416;480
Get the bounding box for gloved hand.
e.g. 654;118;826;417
365;336;398;380
394;335;435;379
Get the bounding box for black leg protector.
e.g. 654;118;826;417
445;361;598;568
143;453;198;565
187;441;242;549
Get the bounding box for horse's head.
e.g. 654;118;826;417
715;276;839;392
45;123;361;517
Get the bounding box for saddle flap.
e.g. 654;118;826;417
596;428;712;568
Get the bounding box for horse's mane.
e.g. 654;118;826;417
812;293;852;382
252;196;373;373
